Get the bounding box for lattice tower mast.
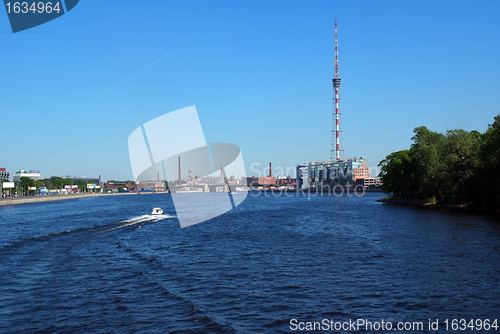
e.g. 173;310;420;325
331;18;343;161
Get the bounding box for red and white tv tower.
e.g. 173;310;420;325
331;18;343;161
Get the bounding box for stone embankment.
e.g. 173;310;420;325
0;192;136;207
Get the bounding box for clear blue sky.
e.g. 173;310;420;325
2;0;500;181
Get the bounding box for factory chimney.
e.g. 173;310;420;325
269;163;272;177
178;156;181;183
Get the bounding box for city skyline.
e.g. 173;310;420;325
2;1;500;180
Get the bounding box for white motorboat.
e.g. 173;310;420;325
151;207;163;216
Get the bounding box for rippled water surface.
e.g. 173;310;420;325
0;193;499;333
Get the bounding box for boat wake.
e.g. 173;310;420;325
122;214;175;223
0;214;177;251
93;214;175;234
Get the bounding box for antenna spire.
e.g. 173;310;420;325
331;18;343;161
334;18;339;79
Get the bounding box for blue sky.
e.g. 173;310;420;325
1;0;500;180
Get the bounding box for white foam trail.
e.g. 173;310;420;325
104;217;151;233
74;214;177;239
121;215;151;223
102;214;175;233
150;214;176;221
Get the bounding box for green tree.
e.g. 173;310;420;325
378;149;416;197
43;179;52;189
410;126;446;202
20;177;36;195
49;176;65;189
440;129;481;204
479;114;500;207
75;179;87;192
378;115;500;207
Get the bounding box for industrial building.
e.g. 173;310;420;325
245;176;276;187
356;177;382;189
138;181;166;192
0;168;10;181
297;158;370;188
296;164;309;189
276;175;296;186
13;169;40;182
104;182;137;192
244;163;276;188
201;176;225;185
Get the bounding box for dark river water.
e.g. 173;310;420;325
0;192;499;333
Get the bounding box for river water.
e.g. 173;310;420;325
0;192;499;333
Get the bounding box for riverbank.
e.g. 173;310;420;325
0;192;139;207
378;196;500;215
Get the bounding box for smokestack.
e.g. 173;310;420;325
269;163;272;177
158;172;160;181
178;156;181;182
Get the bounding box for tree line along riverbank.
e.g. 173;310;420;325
378;113;500;209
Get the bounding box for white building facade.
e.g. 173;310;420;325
13;169;41;182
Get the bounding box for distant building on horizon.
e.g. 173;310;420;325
356;177;382;189
201;176;225;185
296;164;309;189
13;169;40;182
104;181;137;192
244;176;277;187
297;157;370;188
138;181;166;192
276;175;296;186
0;168;10;181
